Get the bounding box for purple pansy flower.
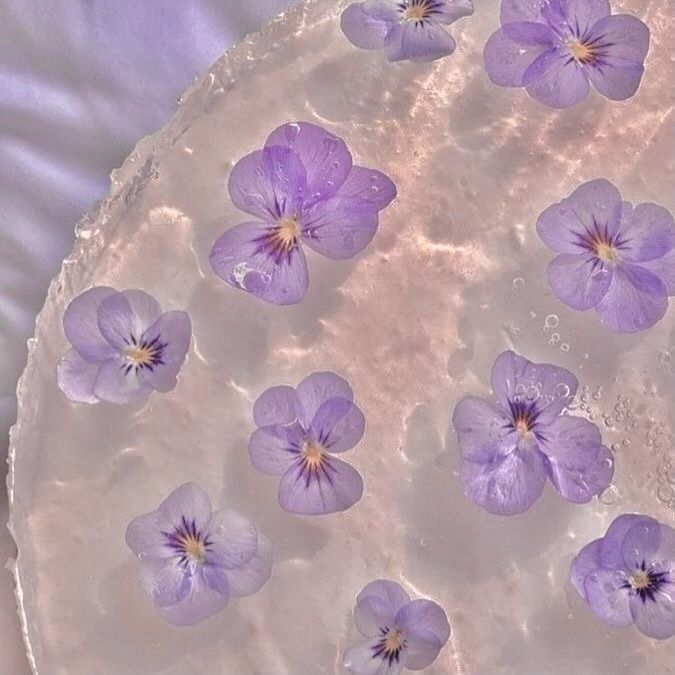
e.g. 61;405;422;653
56;286;192;405
341;0;474;63
452;350;613;515
571;513;675;640
537;179;675;333
483;0;650;108
209;121;396;305
126;482;272;626
343;579;451;674
249;371;365;515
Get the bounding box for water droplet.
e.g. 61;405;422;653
599;485;619;505
512;277;525;290
560;343;569;353
657;484;674;503
658;350;672;366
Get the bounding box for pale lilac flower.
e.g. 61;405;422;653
452;350;613;515
57;286;191;404
571;513;675;640
343;579;451;674
483;0;650;108
341;0;474;63
210;121;396;305
537;179;675;333
249;372;365;515
126;482;272;626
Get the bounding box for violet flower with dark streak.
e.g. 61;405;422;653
126;482;272;626
483;0;650;108
537;179;675;333
57;286;191;404
341;0;474;63
249;371;365;515
571;513;675;640
209;121;396;305
452;350;613;515
343;579;451;674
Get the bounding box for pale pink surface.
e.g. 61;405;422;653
7;0;675;673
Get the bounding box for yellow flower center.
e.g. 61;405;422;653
126;345;156;366
178;533;206;563
516;418;531;438
302;441;325;472
629;570;652;591
384;629;405;654
593;240;617;262
277;217;301;246
568;40;599;64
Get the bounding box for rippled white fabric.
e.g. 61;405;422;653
0;2;294;671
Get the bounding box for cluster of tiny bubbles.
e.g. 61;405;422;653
512;276;525;291
599;483;621;506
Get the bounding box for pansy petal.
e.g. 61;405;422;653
355;580;411;637
126;509;174;561
227;146;307;221
547;253;613;310
253;385;298;427
56;348;101;404
490;350;578;425
524;49;591;108
156;482;213;536
201;564;230;596
600;514;658;569
537;415;603;468
483;27;550;87
500;0;554;23
452;396;515;463
343;637;406;675
156;569;229;626
460;447;548;515
630;591;675;640
434;0;474;23
619;203;675;263
596;263;667;333
309;398;365;453
97;290;162;350
587;61;645;102
227;533;273;598
210;222;309;305
537;179;623;253
138;557;191;608
546;444;613;503
400;22;456;63
249;423;305;475
620;519;663;571
278;455;363;515
206;509;258;570
571;538;603;600
589;14;650;65
384;23;405;62
396;599;450;668
642;247;675;296
301;196;379;260
137;311;191;393
583;568;632;627
341;3;389;50
551;0;610;34
265;122;352;207
295;371;354;429
93;359;152;404
63;286;117;361
338;166;397;212
362;0;401;22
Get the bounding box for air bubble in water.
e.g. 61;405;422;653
544;314;560;329
513;277;525;290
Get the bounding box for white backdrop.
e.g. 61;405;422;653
0;2;294;671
